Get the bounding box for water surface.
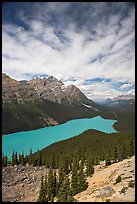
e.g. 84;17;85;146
2;116;117;159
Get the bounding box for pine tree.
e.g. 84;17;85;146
2;154;8;167
37;176;46;202
21;152;26;166
63;157;70;175
47;167;54;201
78;160;88;193
129;140;134;157
18;153;22;164
57;165;65;194
15;152;19;165
29;148;33;164
37;152;42;166
120;143;126;161
11;150;16;166
71;155;79;196
51;155;56;169
86;157;94;177
52;170;57;198
114;145;118;162
57;176;75;202
44;174;48;202
105;153;111;166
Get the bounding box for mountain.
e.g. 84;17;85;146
105;94;135;104
103;94;135;111
2;73;95;106
28;75;93;105
112;94;135;101
2;73;107;134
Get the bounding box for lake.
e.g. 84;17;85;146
2;116;117;159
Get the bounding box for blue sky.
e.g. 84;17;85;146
2;2;135;101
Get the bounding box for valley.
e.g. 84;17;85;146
2;2;135;202
2;74;135;203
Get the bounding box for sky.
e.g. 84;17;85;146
2;2;135;101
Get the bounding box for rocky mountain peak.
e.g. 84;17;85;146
2;73;94;106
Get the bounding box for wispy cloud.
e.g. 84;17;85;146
2;2;135;100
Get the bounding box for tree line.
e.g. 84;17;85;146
2;130;134;169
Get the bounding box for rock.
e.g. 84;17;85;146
20;176;27;182
96;186;115;199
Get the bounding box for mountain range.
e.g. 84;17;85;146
2;73;106;134
2;73;135;135
103;94;135;111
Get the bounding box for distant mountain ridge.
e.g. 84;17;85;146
103;94;135;113
107;94;135;102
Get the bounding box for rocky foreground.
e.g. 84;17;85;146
2;156;135;202
75;156;135;202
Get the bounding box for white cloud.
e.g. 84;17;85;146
63;79;134;102
2;3;135;100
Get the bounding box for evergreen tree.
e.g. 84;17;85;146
78;160;88;193
57;176;76;202
2;154;8;167
18;153;22;164
120;143;126;161
29;148;33;164
21;152;26;166
71;156;79;196
44;174;48;202
86;157;94;177
105;153;111;166
37;152;42;166
114;145;118;162
52;170;57;198
129;140;134;157
37;176;46;202
11;150;16;166
58;165;65;194
47;168;54;201
63;157;70;175
15;152;19;165
51;155;56;169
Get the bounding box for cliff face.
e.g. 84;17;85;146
2;73;39;103
28;76;91;105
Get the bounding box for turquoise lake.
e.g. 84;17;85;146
2;116;117;159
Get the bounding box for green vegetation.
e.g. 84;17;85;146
2;99;99;134
105;198;111;202
119;186;128;194
2;154;8;167
2;101;135;200
3;130;135;169
37;175;47;202
25;130;134;169
128;180;135;188
114;175;122;185
37;157;88;202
